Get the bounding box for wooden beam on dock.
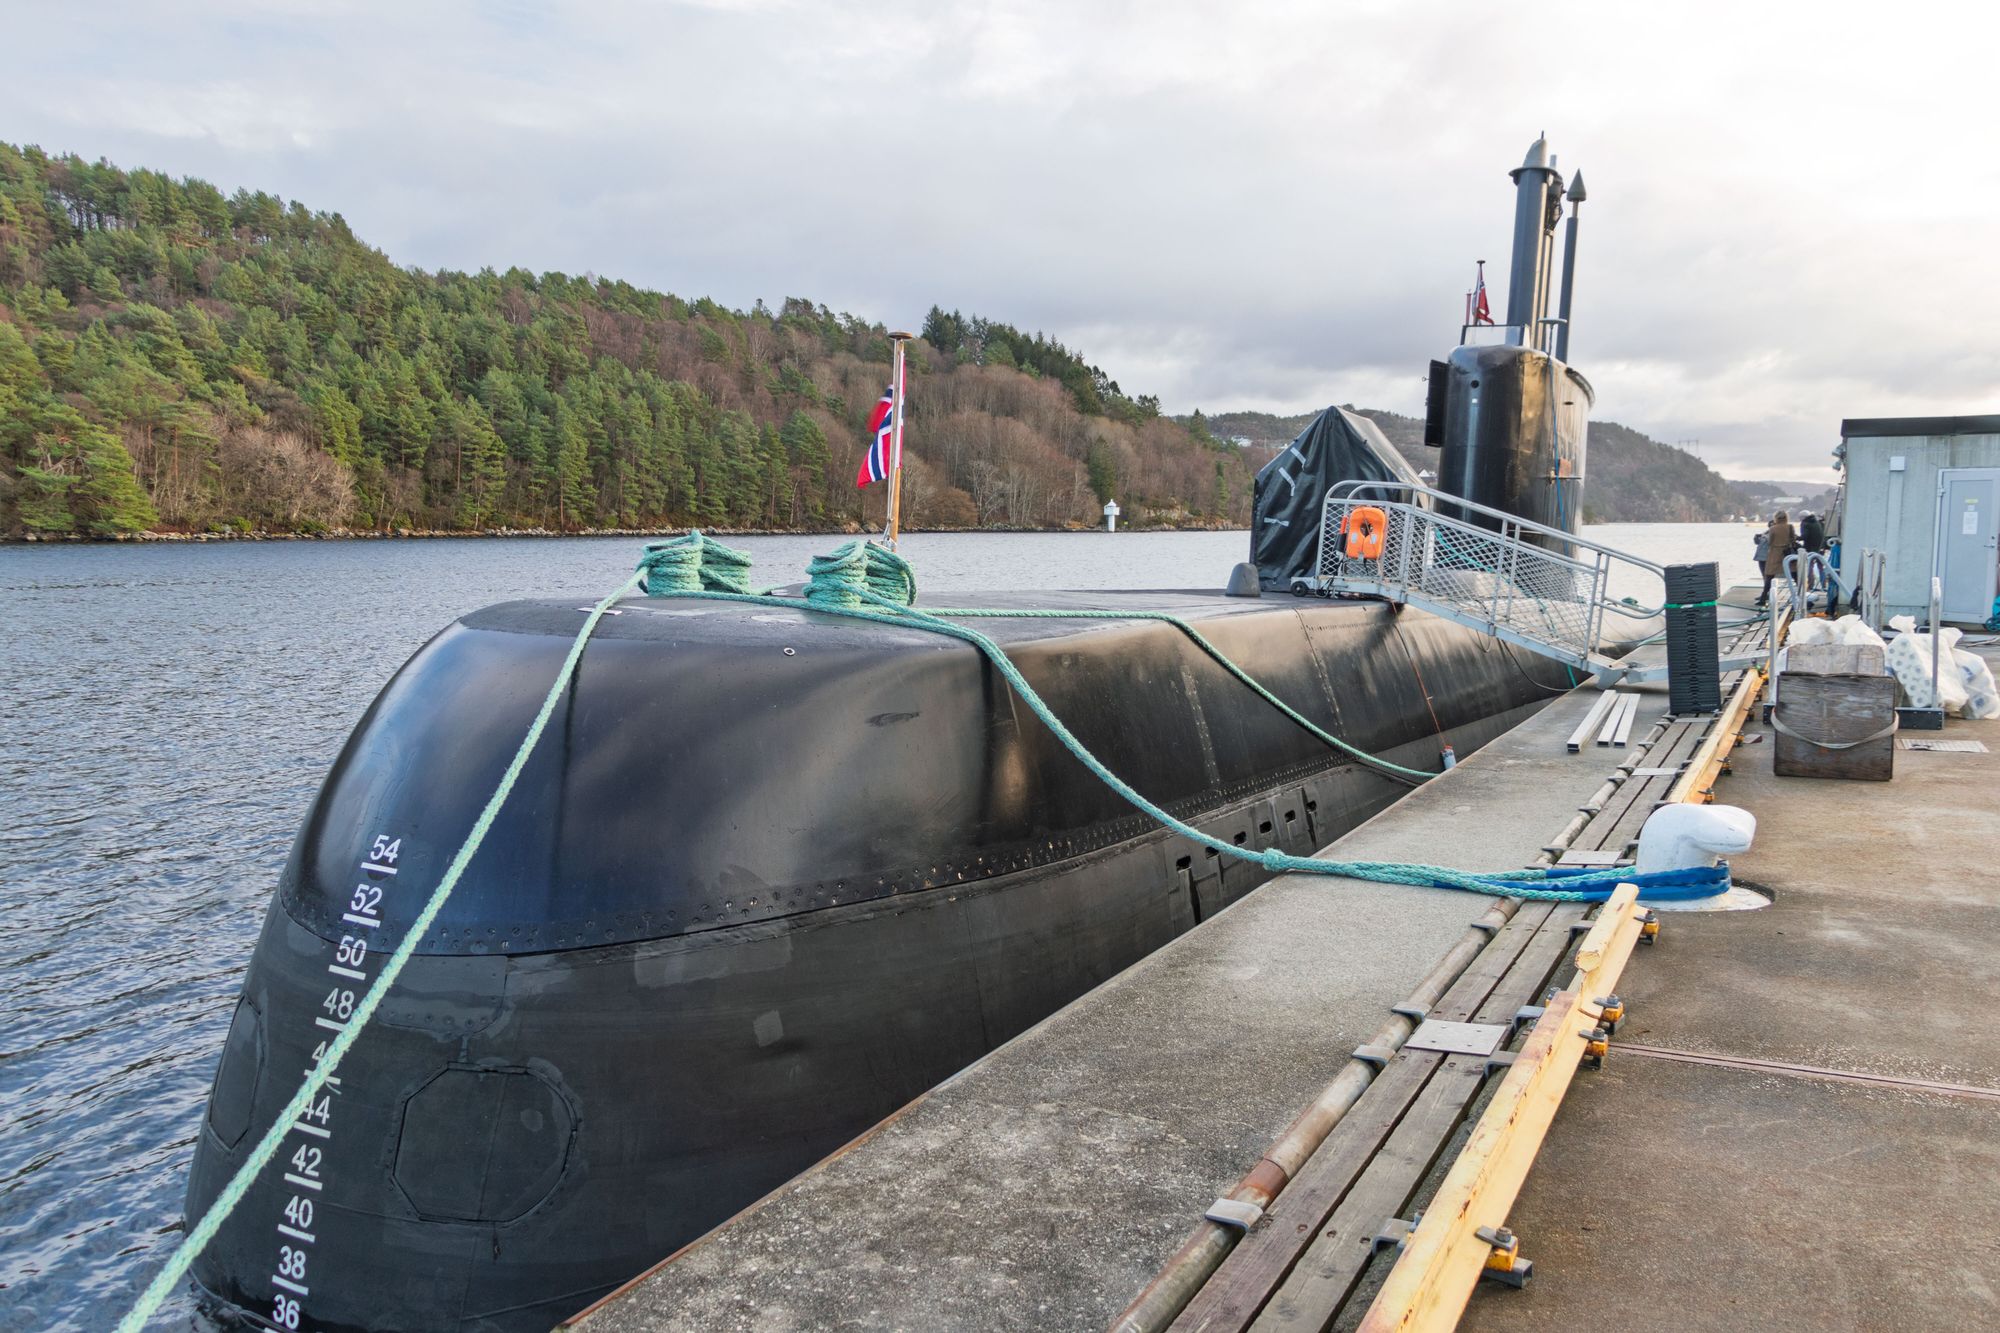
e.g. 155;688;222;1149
1353;885;1647;1333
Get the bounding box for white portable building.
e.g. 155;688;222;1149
1837;415;2000;625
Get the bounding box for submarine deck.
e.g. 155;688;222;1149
567;600;2000;1332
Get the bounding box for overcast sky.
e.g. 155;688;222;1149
6;1;1997;481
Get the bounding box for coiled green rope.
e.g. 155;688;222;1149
639;529;754;594
804;539;918;609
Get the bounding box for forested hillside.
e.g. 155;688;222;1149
1197;407;1770;522
0;143;1249;538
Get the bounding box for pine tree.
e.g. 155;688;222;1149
780;409;830;522
756;423;791;527
553;409;591;531
88;264;124;304
76;421;158;533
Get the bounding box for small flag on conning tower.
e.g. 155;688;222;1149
1470;259;1494;325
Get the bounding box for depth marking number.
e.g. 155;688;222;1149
265;829;405;1329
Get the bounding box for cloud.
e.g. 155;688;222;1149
5;0;1996;482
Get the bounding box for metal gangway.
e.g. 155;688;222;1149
1301;481;1761;686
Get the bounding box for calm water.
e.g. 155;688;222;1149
0;523;1750;1329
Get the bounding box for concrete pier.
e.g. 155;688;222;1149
1465;642;2000;1333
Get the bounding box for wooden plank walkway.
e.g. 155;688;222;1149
1166;900;1589;1332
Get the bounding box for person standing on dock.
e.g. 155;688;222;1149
1799;509;1832;611
1755;509;1795;608
1800;510;1825;554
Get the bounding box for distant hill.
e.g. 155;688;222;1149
1728;478;1838;517
1563;420;1746;522
0;142;1250;538
1202;410;1322;449
1191;404;1775;523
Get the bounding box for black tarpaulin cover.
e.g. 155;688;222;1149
1251;407;1427;590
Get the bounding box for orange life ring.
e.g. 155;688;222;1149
1342;506;1387;559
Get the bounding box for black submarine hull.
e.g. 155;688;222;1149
185;590;1570;1331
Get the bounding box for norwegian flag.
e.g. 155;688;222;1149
854;367;902;487
1470;260;1494;325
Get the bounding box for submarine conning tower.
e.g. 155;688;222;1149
1424;136;1594;537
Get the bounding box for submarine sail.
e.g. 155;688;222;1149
1425;136;1594;537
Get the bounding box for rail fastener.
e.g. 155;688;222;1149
1583;1026;1612;1069
1474;1225;1532;1288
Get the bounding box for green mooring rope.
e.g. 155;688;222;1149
123;532;1688;1327
922;604;1433;782
631;534;1668;902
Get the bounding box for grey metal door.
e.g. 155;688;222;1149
1939;469;2000;622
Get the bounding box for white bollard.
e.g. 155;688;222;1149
1634;803;1767;911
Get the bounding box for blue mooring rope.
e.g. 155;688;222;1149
119;532;1724;1329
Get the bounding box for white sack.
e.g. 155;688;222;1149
1956;648;2000;720
1885;616;1970;712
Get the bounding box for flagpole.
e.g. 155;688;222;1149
885;331;912;549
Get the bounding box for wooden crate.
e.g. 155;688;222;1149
1773;645;1897;781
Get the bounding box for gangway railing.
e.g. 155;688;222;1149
1302;481;1754;686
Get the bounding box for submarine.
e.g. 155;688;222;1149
184;138;1597;1331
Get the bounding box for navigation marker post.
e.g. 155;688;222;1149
886;331;912;549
